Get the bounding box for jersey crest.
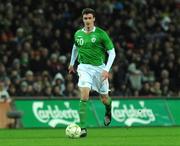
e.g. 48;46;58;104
91;37;96;43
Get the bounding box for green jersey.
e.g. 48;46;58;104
74;27;114;66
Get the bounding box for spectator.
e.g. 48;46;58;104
17;81;28;96
127;63;143;96
52;73;65;95
43;85;52;97
24;70;34;85
64;82;79;98
47;53;61;77
52;85;63;97
8;84;16;97
150;81;162;96
139;82;152;97
0;80;11;102
41;71;52;89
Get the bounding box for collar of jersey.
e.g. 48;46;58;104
82;26;96;33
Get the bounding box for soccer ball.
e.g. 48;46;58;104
65;123;81;138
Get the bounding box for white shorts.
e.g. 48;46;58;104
77;64;109;94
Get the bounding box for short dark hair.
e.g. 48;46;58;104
82;8;95;17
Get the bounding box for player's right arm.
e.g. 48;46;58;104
68;44;78;73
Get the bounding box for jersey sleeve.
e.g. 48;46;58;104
102;31;114;51
73;33;77;46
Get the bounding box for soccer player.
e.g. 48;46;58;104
68;8;116;137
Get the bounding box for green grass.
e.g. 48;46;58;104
0;127;180;146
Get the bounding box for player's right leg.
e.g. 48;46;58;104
79;87;90;137
77;64;94;137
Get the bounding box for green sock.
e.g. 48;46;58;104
106;96;112;105
79;100;87;128
104;97;112;111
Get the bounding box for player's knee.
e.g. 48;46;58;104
80;87;90;101
101;95;108;104
80;96;88;101
80;92;89;100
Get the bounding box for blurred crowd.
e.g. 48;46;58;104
0;0;179;99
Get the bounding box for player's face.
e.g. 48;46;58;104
83;13;95;29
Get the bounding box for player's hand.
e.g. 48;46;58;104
68;65;76;74
102;70;109;81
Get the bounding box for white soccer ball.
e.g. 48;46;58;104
65;123;81;138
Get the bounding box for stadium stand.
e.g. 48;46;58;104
0;0;179;98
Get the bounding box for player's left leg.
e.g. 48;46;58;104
100;94;112;126
97;70;112;126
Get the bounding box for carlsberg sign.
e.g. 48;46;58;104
107;99;172;127
33;101;80;127
112;101;155;126
15;100;82;128
15;99;173;128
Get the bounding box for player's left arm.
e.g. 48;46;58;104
101;31;116;80
102;48;116;80
104;49;116;72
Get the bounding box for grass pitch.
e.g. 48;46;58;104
0;127;180;146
